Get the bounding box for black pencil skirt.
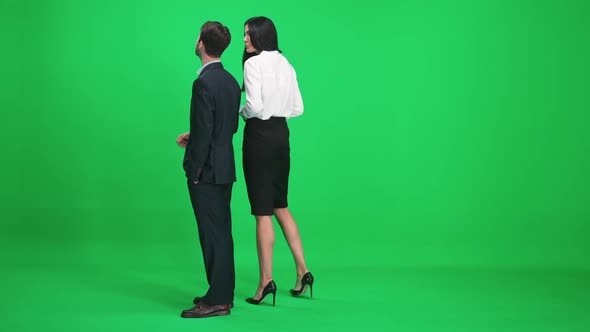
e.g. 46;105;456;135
243;117;290;216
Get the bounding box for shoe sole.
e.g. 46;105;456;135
181;310;231;319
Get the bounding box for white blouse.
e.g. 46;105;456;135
240;51;304;120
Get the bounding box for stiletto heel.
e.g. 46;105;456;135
290;272;314;297
246;280;277;306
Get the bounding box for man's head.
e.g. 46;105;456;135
196;21;231;59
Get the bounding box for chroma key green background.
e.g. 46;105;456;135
1;0;588;331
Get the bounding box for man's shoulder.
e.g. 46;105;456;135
210;67;240;86
199;66;236;80
192;75;209;91
193;70;239;93
193;68;221;86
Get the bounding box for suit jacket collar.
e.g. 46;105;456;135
198;61;223;75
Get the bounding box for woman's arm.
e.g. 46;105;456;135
289;68;304;118
240;60;264;118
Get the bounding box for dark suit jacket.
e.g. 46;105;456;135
183;62;241;184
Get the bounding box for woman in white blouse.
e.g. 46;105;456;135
240;16;314;306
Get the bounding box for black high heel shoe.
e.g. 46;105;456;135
290;272;314;297
246;280;277;306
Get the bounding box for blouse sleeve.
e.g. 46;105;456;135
240;59;264;119
289;68;304;118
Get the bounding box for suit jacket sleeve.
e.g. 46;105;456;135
187;79;214;181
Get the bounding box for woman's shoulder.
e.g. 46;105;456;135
277;54;297;73
246;51;294;72
244;55;263;69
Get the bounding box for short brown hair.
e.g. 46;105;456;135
199;21;231;57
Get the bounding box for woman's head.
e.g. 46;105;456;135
243;16;280;54
241;17;282;90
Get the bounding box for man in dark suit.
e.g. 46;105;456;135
176;21;241;318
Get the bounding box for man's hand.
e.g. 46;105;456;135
176;132;190;148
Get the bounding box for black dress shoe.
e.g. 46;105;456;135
193;296;234;308
181;303;230;318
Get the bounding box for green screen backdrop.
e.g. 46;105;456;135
2;0;589;331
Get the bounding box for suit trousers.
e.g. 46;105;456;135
187;181;235;305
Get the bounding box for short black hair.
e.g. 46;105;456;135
242;16;281;67
199;21;231;58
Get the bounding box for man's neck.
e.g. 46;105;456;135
200;55;221;66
